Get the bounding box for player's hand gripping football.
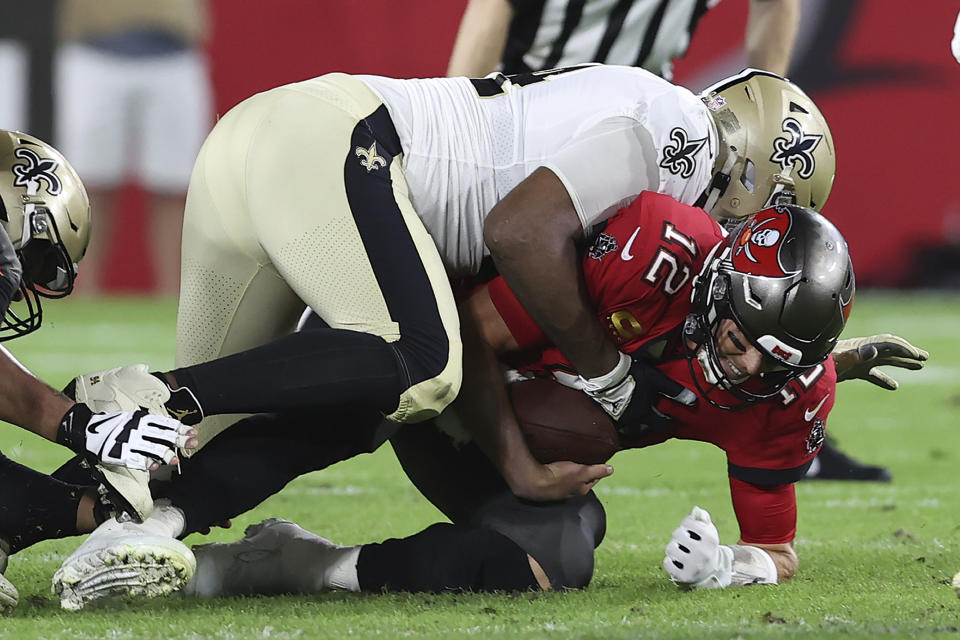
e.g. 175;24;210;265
832;333;928;390
578;351;696;437
56;403;197;471
509;459;614;503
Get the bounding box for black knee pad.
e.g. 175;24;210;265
473;492;606;590
391;422;607;590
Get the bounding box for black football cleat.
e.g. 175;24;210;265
804;440;892;482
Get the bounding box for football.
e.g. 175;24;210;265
509;377;621;465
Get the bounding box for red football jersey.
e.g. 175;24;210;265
489;190;725;355
487;191;837;544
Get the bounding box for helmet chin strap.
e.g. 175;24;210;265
696;343;726;387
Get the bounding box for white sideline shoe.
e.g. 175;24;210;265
185;518;359;597
0;540;18;614
52;503;194;611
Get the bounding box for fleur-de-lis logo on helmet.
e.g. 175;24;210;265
355;142;387;172
659;128;707;179
12;147;63;195
769;118;822;179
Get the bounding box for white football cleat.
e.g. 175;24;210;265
0;540;18;615
68;363;170;415
52;503;194;611
185;518;359;597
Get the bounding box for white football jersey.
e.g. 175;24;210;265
359;64;716;275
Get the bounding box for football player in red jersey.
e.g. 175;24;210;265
463;198;846;585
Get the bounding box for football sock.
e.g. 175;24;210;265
164;328;405;417
0;454;85;553
357;523;539;592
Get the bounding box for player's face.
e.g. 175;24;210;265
713;318;764;383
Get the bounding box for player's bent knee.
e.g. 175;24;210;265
532;537;595;590
517;495;606;590
385;339;462;423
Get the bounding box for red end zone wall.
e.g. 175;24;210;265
107;0;959;290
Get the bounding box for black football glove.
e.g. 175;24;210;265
579;352;696;439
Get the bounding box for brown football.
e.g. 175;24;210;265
509;377;621;465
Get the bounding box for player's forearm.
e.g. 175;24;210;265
0;345;72;441
454;300;539;486
485;169;620;379
746;0;799;76
447;0;513;77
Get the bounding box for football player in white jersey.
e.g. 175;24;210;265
0;131;195;614
70;64;834;497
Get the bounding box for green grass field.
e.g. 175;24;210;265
0;292;958;639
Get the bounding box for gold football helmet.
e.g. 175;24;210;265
0;130;91;338
697;69;836;220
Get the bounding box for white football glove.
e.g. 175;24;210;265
832;333;928;390
663;506;733;589
57;403;192;471
663;507;779;589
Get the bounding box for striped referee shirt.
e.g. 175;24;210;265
502;0;713;79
